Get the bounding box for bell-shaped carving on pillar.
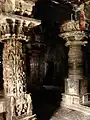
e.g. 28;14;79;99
6;18;14;36
1;25;5;36
14;19;21;37
22;21;28;37
6;24;10;35
22;21;26;35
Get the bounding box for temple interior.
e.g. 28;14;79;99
0;0;90;120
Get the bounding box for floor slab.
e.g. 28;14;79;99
50;107;90;120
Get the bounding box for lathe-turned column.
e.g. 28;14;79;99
66;40;87;96
60;30;88;105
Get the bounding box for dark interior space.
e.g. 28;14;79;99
24;1;73;119
25;1;90;119
83;39;90;93
25;21;68;120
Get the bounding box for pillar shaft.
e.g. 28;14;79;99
3;39;26;97
65;39;88;96
60;29;88;105
3;38;33;120
67;45;84;95
0;14;40;119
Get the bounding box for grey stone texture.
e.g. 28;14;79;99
51;107;90;120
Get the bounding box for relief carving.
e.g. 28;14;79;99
3;38;33;119
0;16;39;120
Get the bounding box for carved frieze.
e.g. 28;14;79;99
2;38;35;120
60;20;80;33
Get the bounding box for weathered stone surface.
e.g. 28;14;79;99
2;38;34;120
60;20;80;33
0;15;40;120
60;20;88;110
0;0;15;12
0;0;40;120
5;0;15;12
50;107;90;120
15;0;35;13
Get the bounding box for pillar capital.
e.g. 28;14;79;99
0;14;41;43
59;20;87;47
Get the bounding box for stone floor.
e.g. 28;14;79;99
50;107;90;120
30;86;90;120
0;86;90;120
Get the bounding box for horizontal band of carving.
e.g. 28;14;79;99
65;41;87;46
0;14;41;42
59;31;85;41
60;20;80;32
0;34;27;42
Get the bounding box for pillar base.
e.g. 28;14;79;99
12;114;37;120
61;93;80;105
61;93;90;115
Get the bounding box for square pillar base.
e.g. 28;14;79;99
12;114;37;120
61;93;90;115
61;93;80;105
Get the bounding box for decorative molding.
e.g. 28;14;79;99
0;14;41;43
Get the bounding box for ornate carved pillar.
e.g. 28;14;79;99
0;18;36;120
60;21;88;105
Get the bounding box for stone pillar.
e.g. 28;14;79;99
60;21;88;105
2;19;36;120
66;38;87;96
